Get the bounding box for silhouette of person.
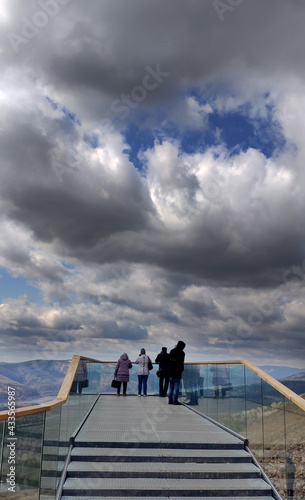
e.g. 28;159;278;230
71;359;88;395
184;364;200;405
210;364;230;398
155;347;170;397
168;341;186;405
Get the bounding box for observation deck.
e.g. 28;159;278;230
0;357;304;499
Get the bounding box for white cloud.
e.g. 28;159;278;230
1;0;305;366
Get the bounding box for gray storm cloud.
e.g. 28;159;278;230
0;0;305;365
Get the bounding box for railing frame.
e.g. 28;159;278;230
0;357;304;419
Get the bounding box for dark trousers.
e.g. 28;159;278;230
159;372;169;397
117;381;127;395
70;381;83;394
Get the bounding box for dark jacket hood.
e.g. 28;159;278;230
120;353;128;360
176;341;186;350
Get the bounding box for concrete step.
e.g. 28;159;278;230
62;497;275;500
71;446;252;462
74;440;245;449
67;460;261;479
63;477;272;496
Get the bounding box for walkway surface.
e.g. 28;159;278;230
61;395;276;498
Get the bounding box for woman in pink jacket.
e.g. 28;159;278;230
114;353;132;396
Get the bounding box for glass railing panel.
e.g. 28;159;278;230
182;364;201;405
40;405;62;499
60;360;101;443
244;368;264;460
0;412;44;499
223;363;247;436
283;397;305;500
184;363;247;437
260;381;286;498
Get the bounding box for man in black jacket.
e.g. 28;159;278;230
168;341;186;405
155;347;170;397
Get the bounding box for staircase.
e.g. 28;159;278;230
59;395;278;498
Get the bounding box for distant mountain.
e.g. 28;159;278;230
278;371;305;396
0;359;70;409
1;360;304;410
259;365;305;380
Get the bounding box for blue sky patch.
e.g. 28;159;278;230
0;267;42;304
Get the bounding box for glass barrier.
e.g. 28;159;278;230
0;412;44;499
283;398;305;500
0;358;304;500
40;405;62;499
180;362;305;500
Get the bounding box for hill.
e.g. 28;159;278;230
259;365;305;380
0;359;70;410
278;371;305;395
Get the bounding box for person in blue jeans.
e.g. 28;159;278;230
168;341;186;405
135;348;152;396
155;347;170;397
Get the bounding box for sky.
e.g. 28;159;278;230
0;0;305;367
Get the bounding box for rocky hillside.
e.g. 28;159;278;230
279;371;305;395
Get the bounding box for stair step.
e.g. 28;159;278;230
67;461;260;479
62;497;275;500
71;446;252;462
63;477;272;496
75;441;245;449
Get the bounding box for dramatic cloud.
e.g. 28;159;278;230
0;0;305;367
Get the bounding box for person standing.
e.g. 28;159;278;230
168;341;186;405
135;348;152;396
114;353;132;396
155;347;170;397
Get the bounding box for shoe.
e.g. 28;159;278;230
137;394;141;397
168;399;173;404
123;393;126;397
143;394;147;397
174;401;182;405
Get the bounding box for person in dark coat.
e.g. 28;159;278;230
155;347;170;397
114;353;132;396
168;341;186;405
